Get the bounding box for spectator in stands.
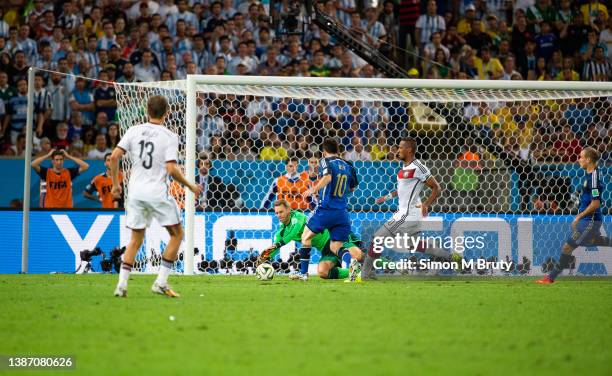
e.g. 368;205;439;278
67;111;84;142
309;50;330;77
583;45;612;80
362;6;387;49
36;137;52;158
424;31;450;62
580;30;606;62
457;4;481;36
466;19;492;52
229;41;257;74
221;0;237;19
196;157;241;210
560;12;592;56
0;71;16;102
535;21;557;61
553;125;582;162
260;133;288;160
52;122;71;150
502;56;521;80
336;0;357;27
415;0;445;51
82;128;96;156
5;133;25;157
69;77;95;126
118;62;137;83
134;49;160;81
475;47;503;80
600;16;612;58
106;123;120;149
88;133;112;159
3;78;28;144
581;0;609;26
526;0;557;32
33;73;52;138
344;137;372;161
556;57;581;80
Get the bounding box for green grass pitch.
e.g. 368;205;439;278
1;275;611;376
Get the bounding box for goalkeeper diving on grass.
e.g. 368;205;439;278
258;199;364;281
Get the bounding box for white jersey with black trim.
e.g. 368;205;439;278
396;159;431;215
117;122;179;201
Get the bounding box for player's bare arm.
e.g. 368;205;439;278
30;149;56;173
375;191;397;204
83;190;100;202
166;162;202;196
419;176;441;217
109;147;124;199
61;149;89;173
303;174;332;198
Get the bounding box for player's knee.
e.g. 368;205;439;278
330;241;342;253
167;225;184;239
318;265;330;279
350;248;364;262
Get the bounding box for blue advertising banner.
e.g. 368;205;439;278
1;160;610;212
1;211;610;275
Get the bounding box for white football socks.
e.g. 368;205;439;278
118;261;132;288
155;258;174;286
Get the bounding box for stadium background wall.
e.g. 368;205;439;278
0;159;610;211
0;211;610;275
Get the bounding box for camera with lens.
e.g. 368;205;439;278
76;247;103;273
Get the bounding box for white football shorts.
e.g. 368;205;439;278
125;196;181;229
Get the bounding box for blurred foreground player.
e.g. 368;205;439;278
537;147;611;284
110;95;201;297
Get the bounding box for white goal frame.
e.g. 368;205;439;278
20;70;612;274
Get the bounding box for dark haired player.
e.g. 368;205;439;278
361;138;458;280
299;138;362;281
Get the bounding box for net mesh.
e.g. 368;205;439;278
115;78;612;276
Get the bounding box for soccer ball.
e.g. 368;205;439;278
256;263;275;281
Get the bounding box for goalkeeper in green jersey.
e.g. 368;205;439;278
259;199;364;280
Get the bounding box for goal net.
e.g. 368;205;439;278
115;76;612;277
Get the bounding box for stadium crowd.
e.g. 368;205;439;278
0;0;609;169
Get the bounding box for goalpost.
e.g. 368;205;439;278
21;72;612;275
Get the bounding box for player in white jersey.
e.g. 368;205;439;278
109;95;201;297
362;138;453;280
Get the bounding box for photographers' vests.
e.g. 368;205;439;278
41;168;73;208
277;172;311;210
